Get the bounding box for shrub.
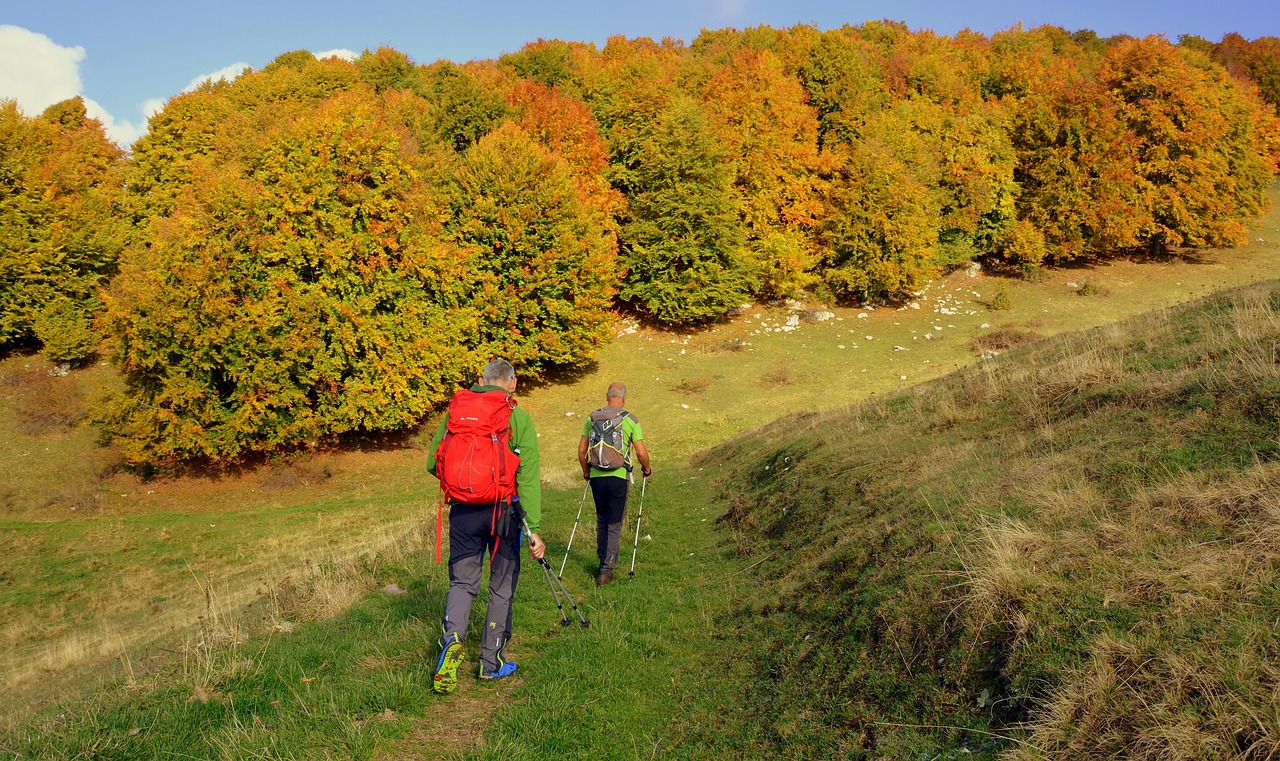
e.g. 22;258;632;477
990;283;1014;311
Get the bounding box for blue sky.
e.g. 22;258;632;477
3;0;1278;146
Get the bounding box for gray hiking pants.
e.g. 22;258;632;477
441;501;522;673
590;476;629;576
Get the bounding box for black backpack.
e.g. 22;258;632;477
587;407;635;471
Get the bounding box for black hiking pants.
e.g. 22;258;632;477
589;476;629;576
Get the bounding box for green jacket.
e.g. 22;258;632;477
426;385;542;532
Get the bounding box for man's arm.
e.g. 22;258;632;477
578;435;591;479
634;440;652;478
511;408;541;533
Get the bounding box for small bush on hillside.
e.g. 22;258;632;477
1075;280;1106;297
672;376;712;395
759;366;796;389
989;283;1014;310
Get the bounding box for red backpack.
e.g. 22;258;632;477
434;389;521;506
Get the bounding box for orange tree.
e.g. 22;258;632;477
1100;37;1278;251
696;45;824;299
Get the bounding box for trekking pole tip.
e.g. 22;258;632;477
581;620;591;628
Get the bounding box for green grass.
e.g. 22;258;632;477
3;473;749;760
3;183;1280;755
694;281;1280;758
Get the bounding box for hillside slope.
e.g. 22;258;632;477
699;280;1280;758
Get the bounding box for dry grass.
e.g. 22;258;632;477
963;461;1280;759
971;328;1043;354
671;376;713;395
0;364;86;435
759;365;799;390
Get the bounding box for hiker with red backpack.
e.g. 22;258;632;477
426;359;544;694
578;382;651;586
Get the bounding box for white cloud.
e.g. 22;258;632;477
712;0;749;18
82;97;145;146
0;25;146;145
182;62;252;93
0;25;84;115
1;29;359;149
314;48;357;62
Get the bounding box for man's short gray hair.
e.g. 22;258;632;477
606;382;627;400
483;359;516;384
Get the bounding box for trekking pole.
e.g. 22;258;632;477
523;517;590;628
628;475;648;577
559;481;590;577
539;556;571;626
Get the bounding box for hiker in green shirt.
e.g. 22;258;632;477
578;381;651;586
426;359;544;693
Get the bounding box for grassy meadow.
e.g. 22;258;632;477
1;183;1279;756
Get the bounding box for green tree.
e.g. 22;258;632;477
420;61;511;151
619;96;752;323
816;135;939;301
447;122;619;375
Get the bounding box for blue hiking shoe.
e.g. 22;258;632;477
433;633;464;695
478;661;518;681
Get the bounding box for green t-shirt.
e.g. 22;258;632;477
582;408;644;479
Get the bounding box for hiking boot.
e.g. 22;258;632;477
433;633;464;695
597;573;614;586
479;661;518;680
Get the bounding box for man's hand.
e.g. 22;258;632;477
642;467;652;478
528;532;545;560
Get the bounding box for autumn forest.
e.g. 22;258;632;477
3;22;1279;467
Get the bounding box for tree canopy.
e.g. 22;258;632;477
3;24;1276;465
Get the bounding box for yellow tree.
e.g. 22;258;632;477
0;98;127;360
101;89;471;465
699;47;823;298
